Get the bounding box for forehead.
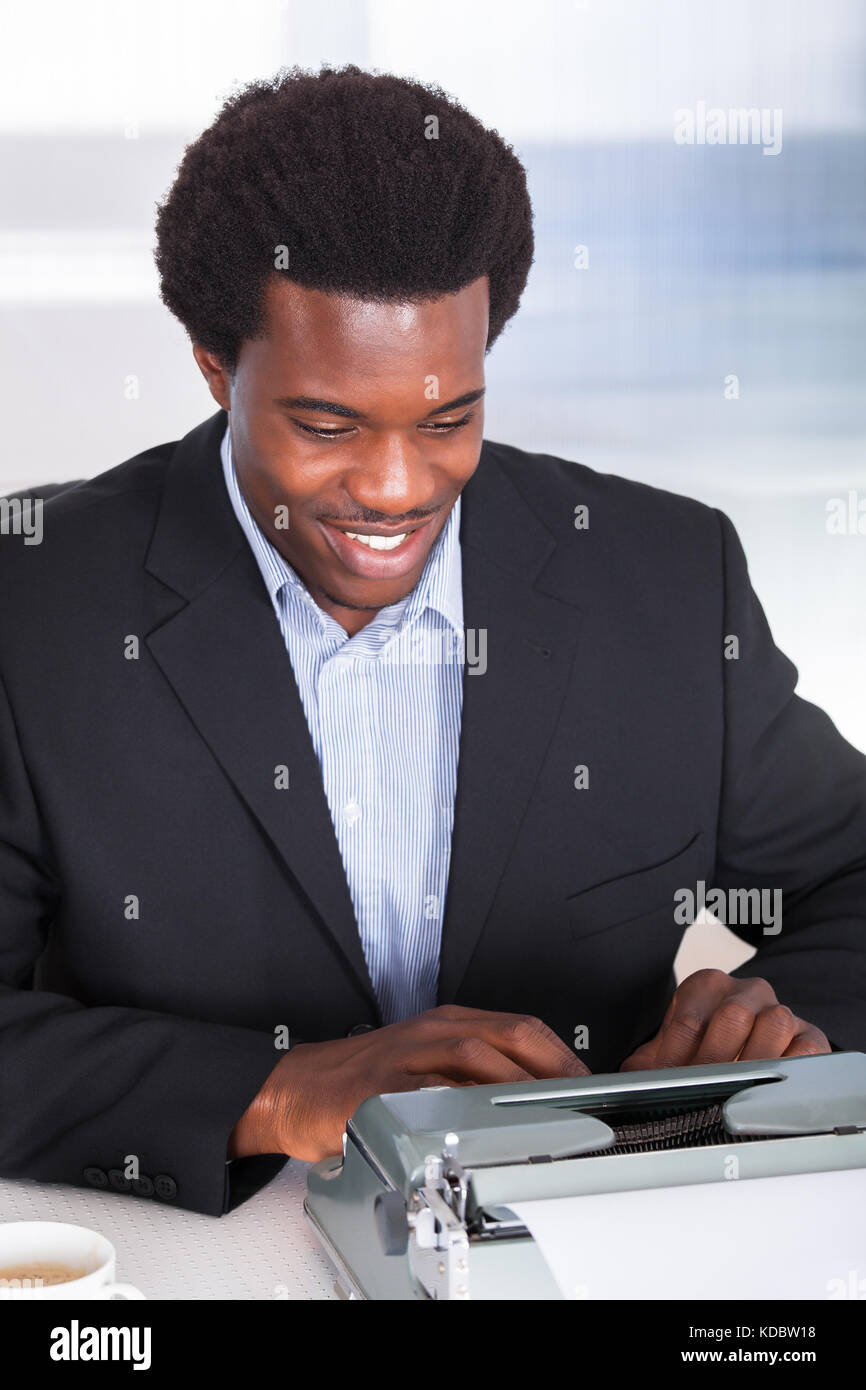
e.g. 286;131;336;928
251;275;490;387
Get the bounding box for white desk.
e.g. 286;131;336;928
0;1163;337;1300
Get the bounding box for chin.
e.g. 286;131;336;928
329;583;413;613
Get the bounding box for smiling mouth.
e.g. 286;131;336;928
324;518;432;553
342;530;409;551
319;515;437;576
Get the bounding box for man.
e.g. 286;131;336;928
1;66;864;1218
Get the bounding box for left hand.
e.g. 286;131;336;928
619;969;831;1070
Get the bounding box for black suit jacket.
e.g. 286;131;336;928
1;409;864;1215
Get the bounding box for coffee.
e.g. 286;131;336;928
0;1262;86;1287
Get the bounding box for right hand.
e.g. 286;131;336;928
229;1004;590;1161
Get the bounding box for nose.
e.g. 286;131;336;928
345;432;438;520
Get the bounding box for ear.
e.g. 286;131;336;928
192;344;232;411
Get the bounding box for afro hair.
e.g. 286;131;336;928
154;64;534;373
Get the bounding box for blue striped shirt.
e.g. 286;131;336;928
220;424;464;1023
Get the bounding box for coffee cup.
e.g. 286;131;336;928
0;1222;145;1299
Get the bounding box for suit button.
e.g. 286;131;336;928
132;1175;154;1198
154;1173;177;1201
83;1166;108;1189
346;1023;375;1036
108;1169;131;1193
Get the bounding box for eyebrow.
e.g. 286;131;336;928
273;387;486;420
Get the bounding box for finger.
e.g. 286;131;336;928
654;975;773;1067
691;998;765;1064
622;973;737;1070
411;1008;587;1078
652;1007;713;1067
781;1026;831;1059
655;970;734;1065
408;1073;463;1090
735;1004;801;1061
477;1016;589;1077
619;1042;659;1072
405;1037;537;1085
619;1020;671;1072
658;992;680;1033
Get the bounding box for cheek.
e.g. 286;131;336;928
241;434;329;511
454;436;483;487
442;418;483;479
238;459;319;543
239;411;321;487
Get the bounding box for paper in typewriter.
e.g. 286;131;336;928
509;1167;866;1299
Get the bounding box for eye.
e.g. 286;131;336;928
419;410;476;434
291;420;354;439
289;408;477;441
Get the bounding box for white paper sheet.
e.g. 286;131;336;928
509;1166;866;1300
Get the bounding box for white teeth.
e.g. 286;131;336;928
345;531;408;551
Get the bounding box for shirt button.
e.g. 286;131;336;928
83;1166;108;1189
154;1174;178;1201
132;1175;154;1198
108;1169;132;1193
343;800;362;825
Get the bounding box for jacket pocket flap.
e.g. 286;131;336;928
564;831;704;939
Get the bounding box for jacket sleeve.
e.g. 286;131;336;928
0;671;286;1216
711;509;866;1051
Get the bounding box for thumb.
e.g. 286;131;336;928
618;1039;659;1072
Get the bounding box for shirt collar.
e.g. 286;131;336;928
220;423;463;637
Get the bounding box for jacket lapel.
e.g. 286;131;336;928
143;410;380;1016
437;447;584;1001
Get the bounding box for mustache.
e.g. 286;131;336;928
316;505;442;525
